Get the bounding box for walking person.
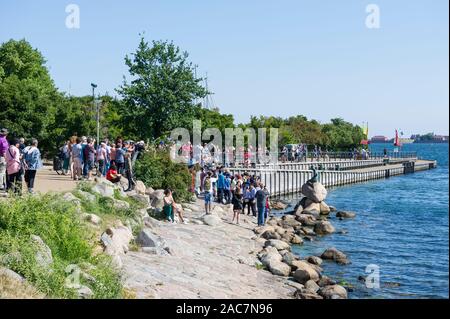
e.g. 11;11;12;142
0;128;9;191
115;143;125;174
5;138;23;195
23;139;42;194
217;169;225;204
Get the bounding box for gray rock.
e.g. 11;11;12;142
202;214;222;226
319;202;331;215
77;190;96;203
321;247;350;265
318;276;337;287
318;285;348;299
301;181;327;203
129;193;150;206
261;230;281;240
307;256;323;266
314;220;335;235
0;267;24;283
113;199;130;210
295;214;317;226
134;180;147;195
336;211;356;218
267;260;291;277
291;235;304;245
305;280;320;293
292;261;320;284
150;189;165;209
62;193;81;206
302;209;321;219
294;290;323;299
281;251;297;266
264;239;291;251
136;229;166;248
84;213;102;225
92;183;115;198
30;235;53;269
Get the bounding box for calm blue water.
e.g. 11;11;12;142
287;143;449;299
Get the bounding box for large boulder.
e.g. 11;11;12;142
293;261;320;284
318;285;348;299
319;202;331;215
321;247;350;265
149;189;165;209
291;235;304;245
266;260;291;277
271;200;288;210
314;220;335;235
261;230;281;240
260;247;283;266
92;183;114;198
280;215;302;229
296;214;317;226
101;224;133;269
303;199;321;214
264;239;290;251
294;290;323;299
129;192;150;206
336;211;356;219
318;276;337;287
202;214;222;226
301;181;327;203
304;280;320;293
136;229;168;252
134;181;146;195
307;256;323;266
30;235;53;269
254;225;275;235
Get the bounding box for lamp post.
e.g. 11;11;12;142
91;83;99;148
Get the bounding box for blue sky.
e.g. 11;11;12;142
1;0;448;137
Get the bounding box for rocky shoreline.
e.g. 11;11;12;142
1;177;356;299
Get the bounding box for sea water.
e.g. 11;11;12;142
284;143;449;299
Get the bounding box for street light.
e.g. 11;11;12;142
91;83;99;148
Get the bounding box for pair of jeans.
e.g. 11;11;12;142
24;170;37;190
243;199;256;215
97;160;105;176
217;188;224;203
257;204;266;226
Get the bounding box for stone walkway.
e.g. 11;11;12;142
122;200;298;299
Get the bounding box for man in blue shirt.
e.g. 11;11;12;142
217;169;225;204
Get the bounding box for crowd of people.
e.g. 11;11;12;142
58;136;146;191
0;128;43;195
191;166;271;227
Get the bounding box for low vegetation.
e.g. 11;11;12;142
0;183;145;299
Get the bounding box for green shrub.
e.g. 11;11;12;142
134;150;192;201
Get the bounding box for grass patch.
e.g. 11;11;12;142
0;193;123;299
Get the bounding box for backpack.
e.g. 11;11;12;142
204;178;211;192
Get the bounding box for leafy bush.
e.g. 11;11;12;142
0;194;123;298
134;150;193;201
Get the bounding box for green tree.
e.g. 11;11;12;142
0;39;60;153
116;37;208;141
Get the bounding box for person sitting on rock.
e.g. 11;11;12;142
163;189;186;224
106;164;121;184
